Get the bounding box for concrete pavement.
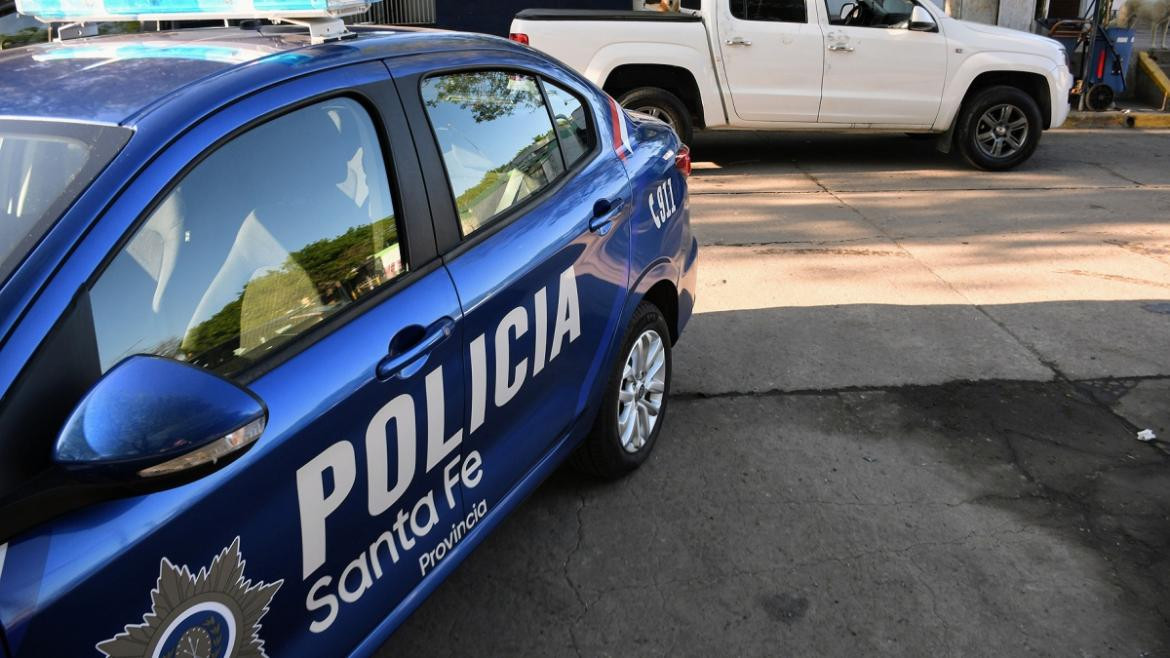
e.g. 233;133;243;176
380;130;1170;656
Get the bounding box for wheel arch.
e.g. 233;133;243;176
642;279;680;345
961;71;1052;129
626;259;681;346
938;55;1059;130
603;64;707;129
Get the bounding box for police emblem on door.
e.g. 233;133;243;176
97;538;282;658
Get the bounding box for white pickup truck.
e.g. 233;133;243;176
509;0;1073;170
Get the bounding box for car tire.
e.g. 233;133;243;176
570;301;672;479
619;87;694;144
955;85;1043;171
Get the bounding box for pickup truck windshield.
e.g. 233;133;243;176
0;119;130;285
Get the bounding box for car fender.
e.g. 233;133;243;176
584;42;726;128
935;52;1064;130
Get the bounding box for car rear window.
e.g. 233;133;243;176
543;80;595;168
0;119;129;286
421;71;567;237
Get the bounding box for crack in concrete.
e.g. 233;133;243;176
672;375;1151;401
1088;161;1145;187
1057;269;1170;290
790;161;1071;385
701;235;887;248
563;489;588;658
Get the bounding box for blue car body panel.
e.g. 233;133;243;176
0;25;696;657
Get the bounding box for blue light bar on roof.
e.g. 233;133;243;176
16;0;377;22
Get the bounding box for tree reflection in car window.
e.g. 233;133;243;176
422;71;566;236
89;97;405;379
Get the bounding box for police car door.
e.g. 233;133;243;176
396;59;633;510
0;65;468;656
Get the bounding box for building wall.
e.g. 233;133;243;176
946;0;1041;30
435;0;628;36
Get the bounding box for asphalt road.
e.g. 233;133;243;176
380;129;1170;656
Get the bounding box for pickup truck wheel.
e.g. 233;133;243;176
619;87;694;144
956;85;1042;171
570;301;672;479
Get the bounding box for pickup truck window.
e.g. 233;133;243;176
828;0;916;27
730;0;807;23
422;71;566;236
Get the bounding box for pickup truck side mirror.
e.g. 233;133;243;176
839;2;856;19
908;5;937;30
54;355;267;481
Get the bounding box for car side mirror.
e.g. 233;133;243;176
839;2;856;19
908;5;937;30
53;355;267;481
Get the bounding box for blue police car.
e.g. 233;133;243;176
0;6;697;656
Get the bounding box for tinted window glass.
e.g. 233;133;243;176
730;0;807;22
422;71;565;236
543;79;594;168
89;97;404;379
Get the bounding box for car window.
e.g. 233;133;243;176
826;0;916;26
0;120;130;286
88;97;405;379
421;71;566;237
542;79;595;168
730;0;807;23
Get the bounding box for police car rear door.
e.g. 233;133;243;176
393;55;634;511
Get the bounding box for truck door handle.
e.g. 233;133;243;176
828;44;855;52
590;196;625;234
377;317;455;381
725;37;752;46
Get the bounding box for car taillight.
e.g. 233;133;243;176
675;144;692;177
509;33;530;45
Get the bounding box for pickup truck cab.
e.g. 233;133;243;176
510;0;1074;170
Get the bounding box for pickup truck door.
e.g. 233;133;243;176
817;0;948;125
716;0;825;122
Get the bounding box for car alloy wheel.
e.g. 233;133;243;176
974;103;1029;160
631;105;676;130
617;328;666;453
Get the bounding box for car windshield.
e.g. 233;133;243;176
0;119;130;285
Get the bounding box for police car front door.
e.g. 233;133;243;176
36;68;475;657
410;66;633;509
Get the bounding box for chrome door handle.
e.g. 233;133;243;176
725;37;752;46
828;44;855;52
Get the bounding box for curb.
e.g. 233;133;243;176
1060;111;1170;129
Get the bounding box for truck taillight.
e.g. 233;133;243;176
509;33;529;45
675;144;692;177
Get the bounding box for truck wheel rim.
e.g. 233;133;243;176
975;104;1028;159
632;105;675;129
617;329;666;454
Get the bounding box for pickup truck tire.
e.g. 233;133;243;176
570;301;672;479
619;87;694;144
955;85;1043;171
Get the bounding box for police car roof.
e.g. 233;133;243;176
0;25;519;125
